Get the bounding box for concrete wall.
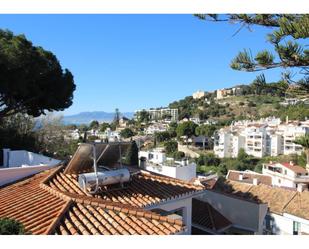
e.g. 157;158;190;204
144;163;196;181
146;197;193;235
2;149;61;168
198;191;268;234
0;164;58;187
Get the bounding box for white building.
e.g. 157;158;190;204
135;108;179;122
138;148;196;181
0;149;61;187
145;123;168;135
192;90;206;100
262;161;309;190
214;117;309;158
102;128;121;142
198;175;309;235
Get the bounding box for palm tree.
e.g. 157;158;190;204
294;134;309;167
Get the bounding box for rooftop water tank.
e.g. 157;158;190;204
78;168;130;190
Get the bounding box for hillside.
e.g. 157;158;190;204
169;84;309;123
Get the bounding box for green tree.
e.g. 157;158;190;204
89;120;99;130
154;131;170;143
123;141;139;166
0;29;75;120
99;122;110;132
294;134;309;166
176;121;198;146
120;128;135;139
0;218;26;235
136;110;150;123
196;14;309;92
164;140;178;155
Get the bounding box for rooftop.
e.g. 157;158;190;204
0;164;204;235
192;198;231;233
226;170;272;186
211;177;309;219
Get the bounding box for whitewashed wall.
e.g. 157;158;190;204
3;149;60;168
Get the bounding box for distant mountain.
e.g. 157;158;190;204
63;111;134;125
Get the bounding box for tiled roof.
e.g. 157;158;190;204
192;198;231;233
212;178;309;218
284;191;309;220
45;168;203;208
280;163;307;174
0;165;204;235
226;170;272;186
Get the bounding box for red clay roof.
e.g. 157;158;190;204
192;198;231;233
280;163;307;174
0;165;204;235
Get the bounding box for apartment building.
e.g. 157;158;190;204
135;108;179;122
214;117;309;158
145;123;168;135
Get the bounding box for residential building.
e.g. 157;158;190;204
145;123;168;135
214;117;309;158
192;90;206;100
135;108;179;122
216;87;242;99
197;174;309;235
139;148;197;181
0;148;61;187
0;143;206;235
262;161;309;190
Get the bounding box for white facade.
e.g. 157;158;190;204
0;149;61;187
139;149;197;181
262;162;309;189
264;212;309;235
145;123;168;135
135;108;179;122
192;90;206;100
214;117;309;158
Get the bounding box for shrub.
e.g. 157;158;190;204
0;218;25;235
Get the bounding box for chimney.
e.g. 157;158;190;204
290;161;294;166
297;183;306;193
253;178;259;186
238;174;243;181
286;116;289;124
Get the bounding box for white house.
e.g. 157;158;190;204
262;161;309;190
200;175;309;235
0;148;61;187
138;148;197;181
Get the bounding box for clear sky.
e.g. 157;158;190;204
0;14;293;114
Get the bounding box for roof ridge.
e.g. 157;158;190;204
282;191;299;214
44;199;73;235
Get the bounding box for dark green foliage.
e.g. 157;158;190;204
173;151;185;160
164;140;178;155
154;131;171;143
123;141;139;166
176;121;198;138
99;122;110;132
89;120;99;130
0;29;75;120
0;218;25;235
120;128;135;139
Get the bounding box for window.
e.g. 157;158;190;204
278;179;281;184
293;221;301;235
284;170;287;175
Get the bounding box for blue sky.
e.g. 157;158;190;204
0;14;293;115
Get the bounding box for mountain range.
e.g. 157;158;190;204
63;111;134;125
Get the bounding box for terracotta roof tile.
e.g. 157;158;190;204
0;164;193;235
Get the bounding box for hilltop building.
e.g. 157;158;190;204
192;90;206;100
